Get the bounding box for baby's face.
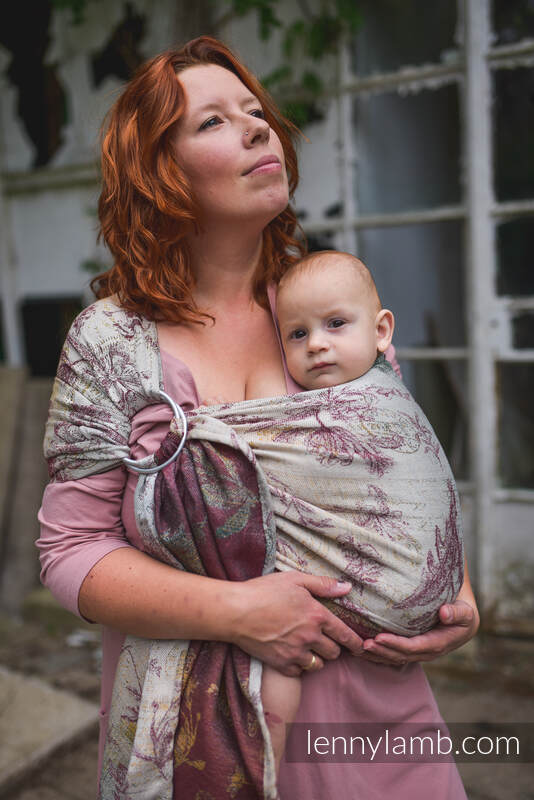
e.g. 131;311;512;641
277;262;383;389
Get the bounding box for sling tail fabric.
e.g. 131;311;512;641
99;357;464;800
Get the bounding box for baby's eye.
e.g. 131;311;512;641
289;328;307;341
199;116;222;131
328;318;346;329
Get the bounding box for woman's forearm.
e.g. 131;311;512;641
78;548;364;676
79;546;242;641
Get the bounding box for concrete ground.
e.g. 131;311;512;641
0;600;533;800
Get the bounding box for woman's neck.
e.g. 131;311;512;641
188;223;263;309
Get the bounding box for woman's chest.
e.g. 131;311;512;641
158;306;287;404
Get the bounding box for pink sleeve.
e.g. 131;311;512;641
385;343;402;378
37;466;134;618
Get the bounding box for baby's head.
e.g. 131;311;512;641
276;251;394;389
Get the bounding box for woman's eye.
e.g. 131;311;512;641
329;319;346;329
199;116;221;131
250;108;266;119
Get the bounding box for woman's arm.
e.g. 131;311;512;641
359;556;480;666
40;472;363;678
79;549;364;676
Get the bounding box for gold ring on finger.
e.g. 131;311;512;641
302;653;317;671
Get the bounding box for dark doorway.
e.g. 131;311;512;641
20;296;82;377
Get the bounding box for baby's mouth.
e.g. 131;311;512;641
309;362;335;371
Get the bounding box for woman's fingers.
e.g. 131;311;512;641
294;573;353;598
438;600;475;626
233;571;364;672
319;614;364;656
299;652;324;672
294;573;364;656
308;637;341;662
361;599;480;665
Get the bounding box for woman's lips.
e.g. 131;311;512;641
248;162;282;176
243;155;281;175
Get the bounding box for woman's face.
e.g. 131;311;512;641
175;64;289;228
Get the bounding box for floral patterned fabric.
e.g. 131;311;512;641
44;300;464;800
44;298;163;482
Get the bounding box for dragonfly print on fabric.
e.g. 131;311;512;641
393;481;464;629
256;383;444;476
339;484;420;548
45;298;163;482
267;475;336;534
337;535;383;593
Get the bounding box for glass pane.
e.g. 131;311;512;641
492;0;534;45
358;221;465;347
512;312;534;348
498;363;534;488
496;218;534;296
350;0;457;77
398;359;469;480
294;112;341;222
494;68;534;202
353;86;461;215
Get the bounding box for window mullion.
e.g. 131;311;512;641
464;0;496;611
338;42;358;255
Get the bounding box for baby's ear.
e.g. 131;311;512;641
375;309;395;353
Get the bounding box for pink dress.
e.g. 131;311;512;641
37;298;467;800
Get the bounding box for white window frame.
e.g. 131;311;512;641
299;0;534;614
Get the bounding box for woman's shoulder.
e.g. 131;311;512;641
57;295;163;415
68;296;158;352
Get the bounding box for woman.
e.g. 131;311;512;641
38;36;479;799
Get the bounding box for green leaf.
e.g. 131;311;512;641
282;19;307;58
301;70;323;94
51;0;91;25
334;0;363;33
258;5;282;40
282;100;325;128
260;64;293;90
307;15;343;58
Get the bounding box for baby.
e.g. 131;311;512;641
261;250;452;772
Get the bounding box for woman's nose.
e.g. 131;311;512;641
243;115;270;146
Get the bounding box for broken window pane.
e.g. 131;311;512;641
398;359;469;480
492;0;534;46
351;0;457;77
496;218;534;296
353;86;461;215
512;313;534;348
498;363;534;488
494;67;534;202
358;221;465;348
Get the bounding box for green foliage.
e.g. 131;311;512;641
50;0;100;25
80;258;108;275
53;0;363;127
221;0;363;126
227;0;282;39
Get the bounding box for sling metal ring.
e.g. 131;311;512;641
122;390;188;475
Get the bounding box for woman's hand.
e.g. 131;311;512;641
360;558;480;667
230;571;364;677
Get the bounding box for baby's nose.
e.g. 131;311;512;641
308;331;328;351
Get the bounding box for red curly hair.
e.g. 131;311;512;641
93;35;306;323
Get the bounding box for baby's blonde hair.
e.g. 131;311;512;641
277;250;381;313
